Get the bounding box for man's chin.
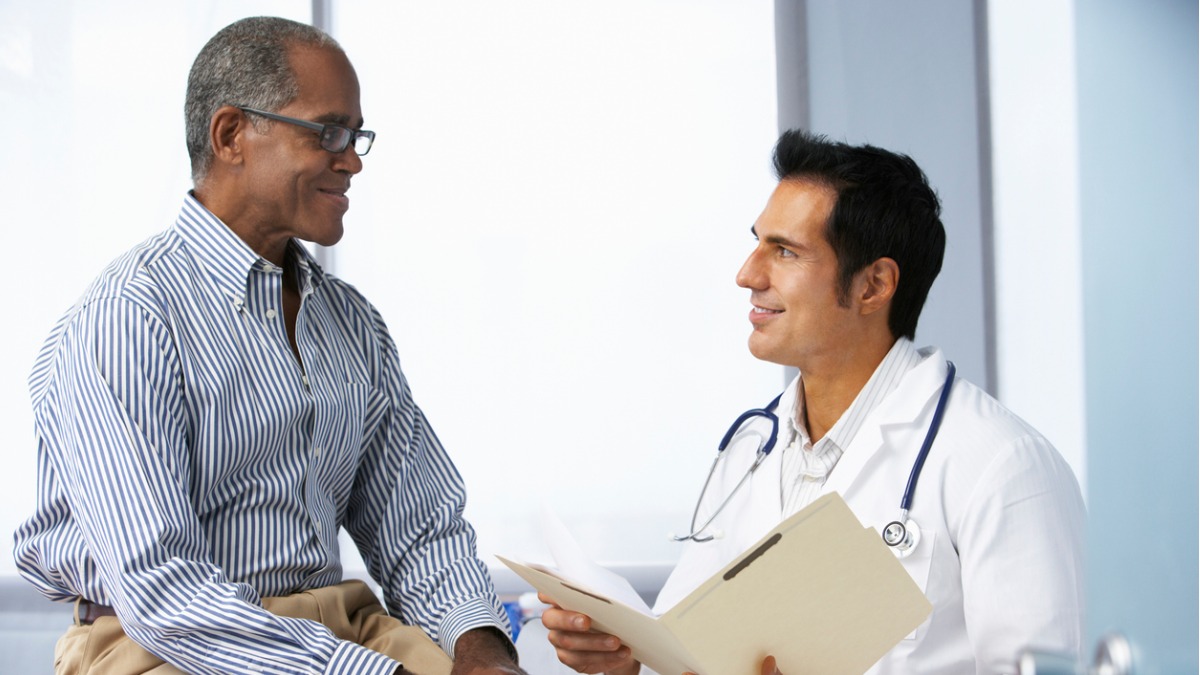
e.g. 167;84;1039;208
747;339;794;369
308;225;345;248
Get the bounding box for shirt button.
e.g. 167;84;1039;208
302;375;310;387
313;447;322;458
314;521;323;533
266;308;277;319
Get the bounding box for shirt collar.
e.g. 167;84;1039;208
174;194;327;306
786;338;922;454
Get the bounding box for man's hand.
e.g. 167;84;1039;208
449;627;525;675
539;593;639;675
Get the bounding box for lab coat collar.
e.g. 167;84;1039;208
820;346;949;500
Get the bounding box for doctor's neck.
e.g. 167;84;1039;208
796;336;896;443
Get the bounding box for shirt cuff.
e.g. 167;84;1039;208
324;640;402;675
438;596;516;660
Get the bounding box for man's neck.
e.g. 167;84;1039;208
797;336;897;443
192;185;290;266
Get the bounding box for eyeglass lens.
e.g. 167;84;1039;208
319;126;373;156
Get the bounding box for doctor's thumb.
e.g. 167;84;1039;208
761;655;783;675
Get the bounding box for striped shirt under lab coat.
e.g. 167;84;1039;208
13;194;509;675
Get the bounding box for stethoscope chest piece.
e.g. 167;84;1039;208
882;517;921;559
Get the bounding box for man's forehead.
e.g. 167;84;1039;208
285;44;363;125
757;180;836;234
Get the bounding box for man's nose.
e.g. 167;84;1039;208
736;248;767;290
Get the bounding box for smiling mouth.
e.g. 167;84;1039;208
752;305;783;315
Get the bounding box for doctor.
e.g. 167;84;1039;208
541;130;1086;674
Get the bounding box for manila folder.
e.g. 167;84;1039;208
499;492;932;675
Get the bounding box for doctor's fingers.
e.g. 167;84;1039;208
541;608;624;649
550;641;637;675
761;655;784;675
540;605;597;633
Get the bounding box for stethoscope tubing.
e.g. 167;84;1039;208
899;361;956;513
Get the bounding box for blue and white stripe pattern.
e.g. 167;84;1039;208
13;194;510;674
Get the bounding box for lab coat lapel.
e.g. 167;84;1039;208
821;350;948;499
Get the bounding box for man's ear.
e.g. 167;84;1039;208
856;257;899;317
209;105;249;168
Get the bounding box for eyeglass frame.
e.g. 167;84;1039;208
237;106;375;156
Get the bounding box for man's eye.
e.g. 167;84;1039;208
778;247;796;258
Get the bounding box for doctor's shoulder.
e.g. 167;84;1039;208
932;375;1084;529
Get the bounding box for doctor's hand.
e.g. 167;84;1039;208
759;655;783;675
538;592;640;675
683;655;782;675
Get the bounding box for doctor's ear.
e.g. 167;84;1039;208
855;257;899;316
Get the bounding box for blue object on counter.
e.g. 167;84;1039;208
502;600;523;641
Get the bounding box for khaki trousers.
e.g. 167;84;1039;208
54;580;453;675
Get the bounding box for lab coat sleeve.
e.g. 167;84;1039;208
954;433;1086;674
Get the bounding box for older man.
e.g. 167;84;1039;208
14;16;521;675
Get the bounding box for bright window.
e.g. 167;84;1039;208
330;1;780;575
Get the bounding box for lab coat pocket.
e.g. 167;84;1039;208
898;529;936;641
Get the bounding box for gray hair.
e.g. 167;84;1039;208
185;16;341;183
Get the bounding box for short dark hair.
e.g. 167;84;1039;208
185;16;341;183
772;129;945;341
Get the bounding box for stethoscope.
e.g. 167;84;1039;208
673;361;956;559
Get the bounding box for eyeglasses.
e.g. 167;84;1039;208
238;107;375;156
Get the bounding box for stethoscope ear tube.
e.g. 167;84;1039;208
897;361;956;513
717;393;783;452
672;449;769;542
675;393;784;543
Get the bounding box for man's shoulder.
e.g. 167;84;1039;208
932;374;1081;501
942;376;1045;444
77;228;187;311
906;348;1045;445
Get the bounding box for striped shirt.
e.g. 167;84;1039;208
780;338;922;516
13;194;509;675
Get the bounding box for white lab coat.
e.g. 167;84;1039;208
651;347;1086;675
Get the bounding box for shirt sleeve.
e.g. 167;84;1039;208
955;434;1087;674
40;297;400;675
341;301;513;658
